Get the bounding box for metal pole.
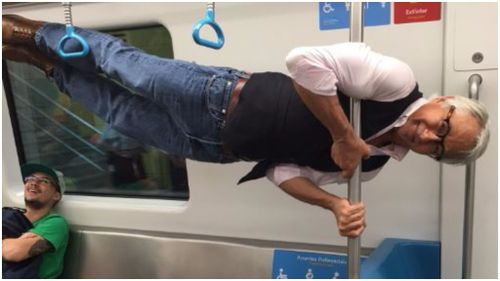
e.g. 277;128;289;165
462;74;482;278
348;2;363;279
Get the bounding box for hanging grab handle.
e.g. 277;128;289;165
57;25;90;58
57;2;90;59
192;2;225;50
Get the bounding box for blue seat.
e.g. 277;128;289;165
361;238;440;279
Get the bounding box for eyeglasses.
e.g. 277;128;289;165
433;105;456;160
24;176;55;186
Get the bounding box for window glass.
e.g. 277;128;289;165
4;25;189;199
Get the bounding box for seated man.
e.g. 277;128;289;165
2;15;490;238
2;163;69;279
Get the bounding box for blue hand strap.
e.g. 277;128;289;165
57;25;90;59
192;8;225;49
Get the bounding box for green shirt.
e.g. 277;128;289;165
29;213;69;279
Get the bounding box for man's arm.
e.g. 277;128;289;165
279;176;366;237
292;81;370;178
2;232;54;262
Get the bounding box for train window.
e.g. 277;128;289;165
3;25;189;200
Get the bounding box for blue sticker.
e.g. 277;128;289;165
272;249;367;279
364;2;391;26
319;2;350;30
319;2;391;30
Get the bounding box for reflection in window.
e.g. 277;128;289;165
4;25;189;199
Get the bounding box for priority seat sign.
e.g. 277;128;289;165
272;249;367;279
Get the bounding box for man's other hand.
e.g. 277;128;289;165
330;198;366;238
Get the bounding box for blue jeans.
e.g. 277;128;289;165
35;23;247;163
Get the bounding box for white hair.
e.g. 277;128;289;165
438;96;490;165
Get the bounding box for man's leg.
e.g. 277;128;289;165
50;62;197;160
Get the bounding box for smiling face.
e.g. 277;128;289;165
24;172;61;209
394;97;482;160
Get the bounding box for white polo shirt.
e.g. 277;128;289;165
266;43;428;186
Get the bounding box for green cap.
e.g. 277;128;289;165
21;163;62;194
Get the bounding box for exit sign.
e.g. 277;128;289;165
394;2;441;24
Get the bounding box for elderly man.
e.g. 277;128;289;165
2;15;489;238
2;163;69;278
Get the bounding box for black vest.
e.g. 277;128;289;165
222;72;423;184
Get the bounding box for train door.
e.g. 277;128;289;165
441;2;498;278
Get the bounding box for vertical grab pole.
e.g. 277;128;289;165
462;74;482;278
348;2;364;279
